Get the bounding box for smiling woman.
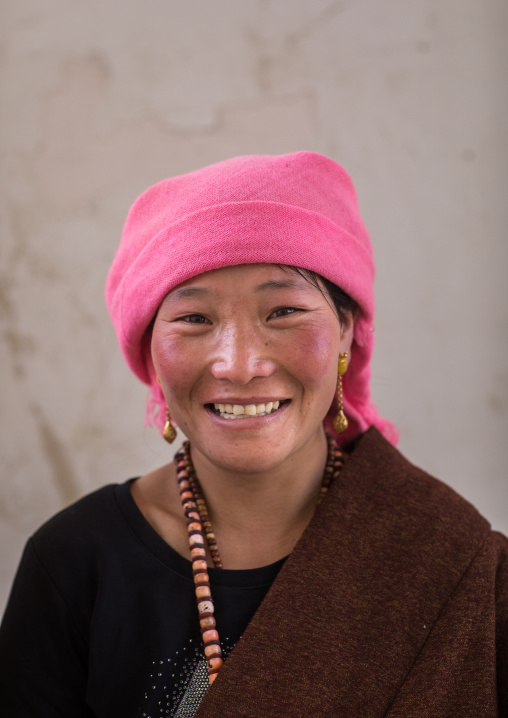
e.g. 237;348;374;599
0;153;506;717
150;264;352;483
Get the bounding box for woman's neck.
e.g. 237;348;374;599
188;429;329;569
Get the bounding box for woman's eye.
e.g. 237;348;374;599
177;314;210;324
270;307;302;318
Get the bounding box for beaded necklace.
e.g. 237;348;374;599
174;434;345;685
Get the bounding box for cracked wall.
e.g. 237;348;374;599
1;0;507;610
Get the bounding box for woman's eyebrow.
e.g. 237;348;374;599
254;279;312;292
166;286;213;302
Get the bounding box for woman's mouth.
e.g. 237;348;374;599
207;400;289;419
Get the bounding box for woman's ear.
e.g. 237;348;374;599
339;312;355;355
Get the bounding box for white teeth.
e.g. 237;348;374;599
212;400;284;418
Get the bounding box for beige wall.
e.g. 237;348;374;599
1;0;507;611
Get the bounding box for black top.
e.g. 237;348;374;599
0;480;285;717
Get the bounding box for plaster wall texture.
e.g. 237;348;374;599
1;0;507;612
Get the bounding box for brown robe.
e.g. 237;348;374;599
195;427;508;717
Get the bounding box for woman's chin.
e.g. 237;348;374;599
186;405;323;477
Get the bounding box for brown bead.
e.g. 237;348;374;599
195;585;211;599
193;559;208;571
193;572;209;584
204;643;221;658
200;616;216;628
191;546;206;558
197;600;214;614
174;436;344;687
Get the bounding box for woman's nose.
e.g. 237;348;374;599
209;326;275;384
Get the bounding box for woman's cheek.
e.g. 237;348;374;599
151;332;200;392
287;326;338;386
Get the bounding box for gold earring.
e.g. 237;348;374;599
163;408;177;444
157;378;176;443
333;352;348;434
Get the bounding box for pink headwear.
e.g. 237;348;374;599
105;151;397;445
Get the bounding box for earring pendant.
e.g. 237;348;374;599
163;410;177;444
333;352;349;434
333;409;348;434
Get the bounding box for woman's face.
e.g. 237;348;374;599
151;264;354;475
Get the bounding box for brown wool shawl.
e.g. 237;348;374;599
195;428;508;717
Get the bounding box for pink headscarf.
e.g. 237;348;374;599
105;151;397;445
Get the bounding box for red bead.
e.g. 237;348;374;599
202;629;219;643
208;656;223;670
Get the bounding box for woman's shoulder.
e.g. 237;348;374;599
341;427;498;565
30;481;134;562
4;482;139;618
351;427;489;516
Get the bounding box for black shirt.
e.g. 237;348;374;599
0;480;285;717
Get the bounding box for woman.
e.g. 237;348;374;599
0;152;506;717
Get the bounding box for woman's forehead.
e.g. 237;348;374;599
168;264;318;295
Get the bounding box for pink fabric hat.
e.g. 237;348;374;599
106;151;397;445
